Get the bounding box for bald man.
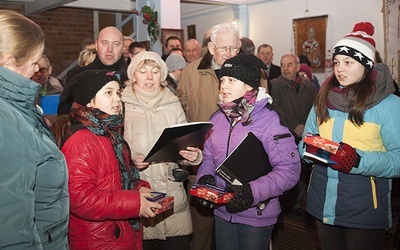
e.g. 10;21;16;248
183;39;201;64
59;26;128;115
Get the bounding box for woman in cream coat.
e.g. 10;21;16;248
122;51;202;250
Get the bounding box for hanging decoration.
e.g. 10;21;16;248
134;5;160;45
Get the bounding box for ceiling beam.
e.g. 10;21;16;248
64;0;134;12
25;0;77;15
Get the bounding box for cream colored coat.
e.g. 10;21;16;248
122;86;193;240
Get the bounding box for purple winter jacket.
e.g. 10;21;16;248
197;96;301;227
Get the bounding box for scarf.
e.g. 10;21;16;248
70;102;141;231
327;63;395;112
133;84;163;108
218;90;258;126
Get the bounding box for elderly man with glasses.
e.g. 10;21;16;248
176;22;241;250
31;54;64;96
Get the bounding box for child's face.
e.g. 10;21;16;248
220;76;253;103
89;81;121;115
333;55;365;87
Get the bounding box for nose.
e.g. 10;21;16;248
146;71;153;79
107;43;113;52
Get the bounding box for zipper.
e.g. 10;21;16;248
273;133;292;141
43;215;69;243
370;177;378;209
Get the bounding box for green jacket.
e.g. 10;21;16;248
0;67;69;249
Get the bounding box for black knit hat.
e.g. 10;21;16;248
220;53;266;89
72;70;121;106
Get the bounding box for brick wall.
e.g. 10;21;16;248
0;3;94;81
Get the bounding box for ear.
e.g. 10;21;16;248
48;65;53;75
207;42;215;56
0;54;16;68
246;84;254;91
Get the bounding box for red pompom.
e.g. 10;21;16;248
352;22;374;36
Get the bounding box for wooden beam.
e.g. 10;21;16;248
25;0;77;15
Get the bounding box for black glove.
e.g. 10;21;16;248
225;184;254;213
195;175;216;208
172;168;189;182
197;174;216;186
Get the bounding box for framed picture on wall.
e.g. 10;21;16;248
187;25;196;40
293;15;328;73
161;28;184;54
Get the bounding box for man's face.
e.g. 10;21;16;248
166;39;182;54
96;27;124;66
208;33;240;67
281;55;300;81
31;57;51;86
184;40;201;63
257;46;273;66
307;27;315;41
123;39;133;59
129;47;146;59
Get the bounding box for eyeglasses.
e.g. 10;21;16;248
211;43;239;54
38;67;49;74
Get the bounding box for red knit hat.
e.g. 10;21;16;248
299;65;313;80
332;22;376;70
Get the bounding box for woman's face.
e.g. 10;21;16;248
334;55;365;87
133;62;161;92
220;76;253;103
89;80;122;115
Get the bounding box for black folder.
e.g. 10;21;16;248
216;132;271;185
144;122;213;163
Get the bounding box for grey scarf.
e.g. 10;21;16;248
327;63;395;112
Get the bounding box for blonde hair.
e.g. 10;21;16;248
126;59;167;87
78;48;97;67
0;10;45;67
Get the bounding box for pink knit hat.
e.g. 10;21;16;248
299;65;313;80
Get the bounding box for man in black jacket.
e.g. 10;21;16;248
58;26;127;115
257;44;281;81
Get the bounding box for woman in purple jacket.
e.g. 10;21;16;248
196;53;301;249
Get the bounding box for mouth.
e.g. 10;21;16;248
337;75;346;81
112;106;121;113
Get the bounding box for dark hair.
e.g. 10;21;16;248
299;55;311;66
165;36;182;48
128;42;146;53
375;50;383;63
52;115;73;149
240;37;255;55
257;44;272;54
315;68;372;126
168;47;183;54
80;38;95;51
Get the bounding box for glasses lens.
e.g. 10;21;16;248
39;67;48;73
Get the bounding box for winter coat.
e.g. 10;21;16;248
270;75;318;137
62;129;150;249
0;66;69;249
197;89;301;227
299;64;400;229
177;52;221;122
122;86;194;240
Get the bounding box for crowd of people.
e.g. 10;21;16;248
1;8;400;250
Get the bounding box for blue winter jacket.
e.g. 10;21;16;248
197;90;301;227
0;67;69;249
299;64;400;230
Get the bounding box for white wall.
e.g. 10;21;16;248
181;0;384;82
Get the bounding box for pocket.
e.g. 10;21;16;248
43;215;69;244
370;177;378;209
